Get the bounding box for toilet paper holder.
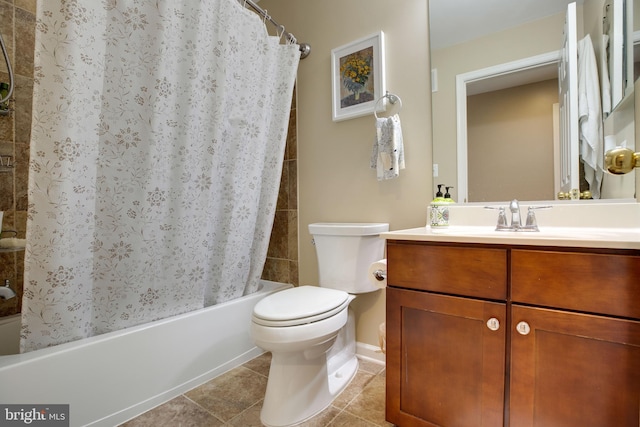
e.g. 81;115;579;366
373;269;386;281
368;259;387;288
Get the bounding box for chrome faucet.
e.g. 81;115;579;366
486;200;551;232
0;279;16;300
509;199;521;229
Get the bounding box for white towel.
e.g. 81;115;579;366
601;34;612;116
370;114;405;180
577;34;604;199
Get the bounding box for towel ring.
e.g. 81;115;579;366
374;91;403;119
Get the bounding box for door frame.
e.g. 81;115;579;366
455;51;560;203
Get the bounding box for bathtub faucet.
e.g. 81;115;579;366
0;279;16;300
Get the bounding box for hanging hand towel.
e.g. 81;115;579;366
577;34;604;199
370;114;405;180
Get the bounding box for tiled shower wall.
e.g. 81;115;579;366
261;93;299;286
0;1;297;319
0;0;35;318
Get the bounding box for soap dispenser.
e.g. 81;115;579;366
444;186;455;203
434;184;444;200
429;184;450;229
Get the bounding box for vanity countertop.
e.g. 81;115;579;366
381;201;640;250
381;226;640;250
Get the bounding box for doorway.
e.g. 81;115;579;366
456;51;560;202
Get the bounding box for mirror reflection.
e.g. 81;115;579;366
429;0;637;202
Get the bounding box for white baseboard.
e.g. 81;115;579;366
356;341;385;365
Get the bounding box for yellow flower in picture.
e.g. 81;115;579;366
339;46;374;106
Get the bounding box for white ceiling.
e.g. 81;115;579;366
429;0;583;51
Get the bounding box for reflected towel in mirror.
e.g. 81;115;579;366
577;34;604;199
601;34;612;117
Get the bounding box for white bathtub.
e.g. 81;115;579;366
0;279;291;427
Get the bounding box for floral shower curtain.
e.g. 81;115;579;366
21;0;299;352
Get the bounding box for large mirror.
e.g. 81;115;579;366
429;0;638;203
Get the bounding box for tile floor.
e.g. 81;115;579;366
120;352;393;427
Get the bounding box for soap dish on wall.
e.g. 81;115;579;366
0;155;13;172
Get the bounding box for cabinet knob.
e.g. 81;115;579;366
516;321;531;335
486;317;500;331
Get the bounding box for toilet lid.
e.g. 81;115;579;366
253;286;350;327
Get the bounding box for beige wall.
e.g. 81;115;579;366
259;0;432;347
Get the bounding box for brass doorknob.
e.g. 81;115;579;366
604;147;640;175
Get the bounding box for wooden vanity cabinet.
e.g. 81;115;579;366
386;242;508;427
386;241;640;427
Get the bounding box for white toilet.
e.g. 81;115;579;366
251;222;389;427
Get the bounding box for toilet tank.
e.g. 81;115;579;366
308;223;389;294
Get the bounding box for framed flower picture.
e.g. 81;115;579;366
331;31;386;122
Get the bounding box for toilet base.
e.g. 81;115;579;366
260;310;358;427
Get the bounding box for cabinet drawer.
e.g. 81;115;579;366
387;242;507;300
512;250;640;319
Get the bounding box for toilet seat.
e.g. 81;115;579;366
252;286;350;327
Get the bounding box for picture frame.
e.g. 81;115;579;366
331;31;386;122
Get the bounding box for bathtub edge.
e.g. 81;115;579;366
0;279;292;427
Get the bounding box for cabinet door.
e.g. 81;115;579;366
386;287;506;427
510;305;640;427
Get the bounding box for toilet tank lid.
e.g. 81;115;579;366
308;222;389;236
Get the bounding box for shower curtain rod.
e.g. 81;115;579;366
241;0;311;59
